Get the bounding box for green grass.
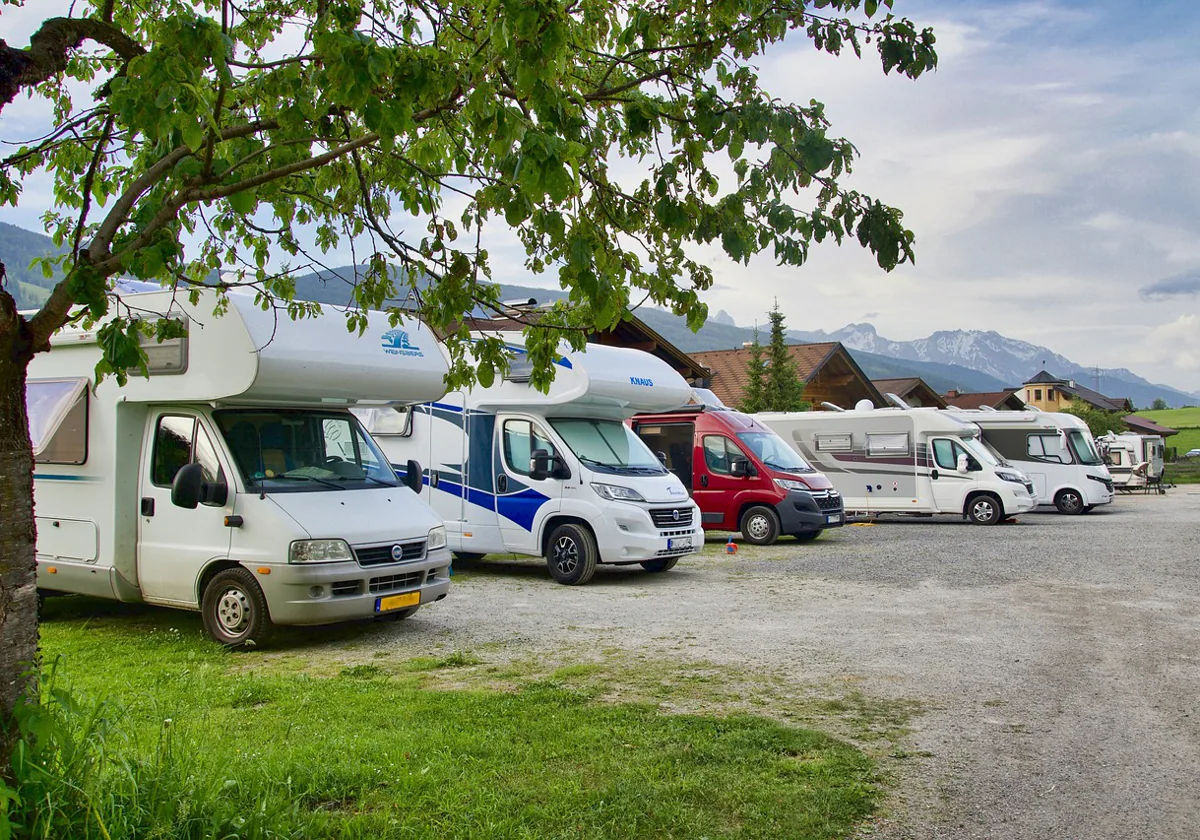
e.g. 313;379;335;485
28;596;889;839
1138;407;1200;427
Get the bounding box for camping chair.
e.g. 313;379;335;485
1130;462;1148;493
1145;465;1165;495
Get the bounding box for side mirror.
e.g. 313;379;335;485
200;478;228;507
956;453;969;474
171;463;204;509
404;459;424;493
530;449;551;481
655;450;668;466
730;457;753;478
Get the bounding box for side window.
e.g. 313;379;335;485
1034;389;1042;401
194;425;224;484
702;435;731;474
153;415;225;491
503;420;554;477
1028;434;1067;464
931;438;957;471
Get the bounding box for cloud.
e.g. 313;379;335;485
1140;269;1200;301
1143;314;1200;372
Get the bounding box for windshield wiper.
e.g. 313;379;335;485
337;474;398;488
271;474;347;490
765;460;812;473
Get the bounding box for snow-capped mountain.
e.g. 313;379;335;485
791;323;1196;408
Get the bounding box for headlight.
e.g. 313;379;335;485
289;539;352;564
996;470;1025;484
774;478;808;491
591;483;646;502
427;525;447;551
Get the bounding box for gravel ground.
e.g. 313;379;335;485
332;490;1200;839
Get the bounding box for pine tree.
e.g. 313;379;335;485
740;326;767;413
762;301;810;411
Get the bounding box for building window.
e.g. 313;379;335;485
1047;388;1055;401
1034;389;1042;401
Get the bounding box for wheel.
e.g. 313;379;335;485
793;530;822;543
739;505;781;545
1083;505;1095;513
376;606;420;622
453;551;485;562
640;558;678;573
201;567;274;647
545;523;598;585
1054;489;1085;515
966;494;1003;526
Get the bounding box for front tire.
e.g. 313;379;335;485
640;558;678;573
966;494;1003;526
453;551;485;562
740;505;781;545
1054;489;1085;515
201;567;274;647
793;530;822;543
545;523;598;585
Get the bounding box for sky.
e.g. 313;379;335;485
2;0;1199;392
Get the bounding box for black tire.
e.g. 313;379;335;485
376;605;420;622
793;530;822;543
453;551;485;562
1054;489;1085;515
545;523;599;585
966;494;1003;526
201;567;274;647
640;558;678;573
740;505;781;545
1083;505;1095;513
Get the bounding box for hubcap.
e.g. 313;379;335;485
216;587;251;634
972;500;995;522
746;514;770;540
553;537;579;575
1062;493;1082;513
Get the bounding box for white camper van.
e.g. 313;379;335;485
755;406;1037;524
31;290;452;646
360;335;703;585
946;409;1113;513
1096;431;1165;490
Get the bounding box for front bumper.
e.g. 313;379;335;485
255;546;452;625
777;489;845;535
594;501;704;564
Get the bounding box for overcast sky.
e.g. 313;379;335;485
2;0;1198;391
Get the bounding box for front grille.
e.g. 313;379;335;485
650;508;693;528
368;571;425;594
656;546;693;557
813;491;842;512
354;540;426;567
331;580;361;597
658;528;693;538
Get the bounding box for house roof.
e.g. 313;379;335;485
871;377;947;408
691;342;884;409
1025;369;1062;385
1123;415;1179;437
1022;370;1133;412
944;389;1026;410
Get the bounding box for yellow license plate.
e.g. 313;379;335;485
376;591;420;612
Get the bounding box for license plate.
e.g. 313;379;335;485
375;591;420;613
826;515;840;524
667;537;693;551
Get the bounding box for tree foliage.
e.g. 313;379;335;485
1151;398;1168;411
761;300;809;411
0;0;935;385
739;325;766;413
1062;403;1127;437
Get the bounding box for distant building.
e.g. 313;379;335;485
943;389;1027;411
871;377;947;408
691;342;883;410
1122;415;1178;440
1020;370;1134;413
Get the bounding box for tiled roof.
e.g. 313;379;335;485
1123;415;1178;437
872;377;922;393
1057;381;1130;412
945;390;1024;410
692;342;840;407
1025;369;1063;385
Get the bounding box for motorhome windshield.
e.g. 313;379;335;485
214;409;399;492
549;418;667;475
1066;430;1103;466
961;435;1000;467
979;437;1012;467
737;431;815;473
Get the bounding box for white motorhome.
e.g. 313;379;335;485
946;408;1113;513
359;335;703;585
755;406;1037;524
31;289;452;646
1096;431;1165;490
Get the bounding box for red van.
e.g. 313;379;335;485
632;400;844;545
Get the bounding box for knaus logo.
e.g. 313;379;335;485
630;376;654;387
381;328;424;357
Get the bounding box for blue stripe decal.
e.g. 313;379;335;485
429;401;464;413
34;474;102;482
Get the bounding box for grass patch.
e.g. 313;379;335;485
30;596;888;839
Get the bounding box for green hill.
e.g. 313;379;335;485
0;221;64;308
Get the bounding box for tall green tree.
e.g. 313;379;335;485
762;301;809;411
0;0;935;754
1151;398;1169;411
1063;403;1127;437
739;325;767;413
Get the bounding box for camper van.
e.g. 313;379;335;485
1097;431;1165;490
946;409;1113;514
632;391;844;545
755;406;1037;524
360;335;702;585
31;290;452;646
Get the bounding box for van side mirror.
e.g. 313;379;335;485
200;478;228;507
655;450;668;466
530;449;551;481
731;457;754;478
956;453;969;474
404;459;424;493
171;463;204;509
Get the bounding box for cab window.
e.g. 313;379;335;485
932;439;976;471
152;415;225;491
702;435;745;475
503;419;556;477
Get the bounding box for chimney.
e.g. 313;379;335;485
1068;379;1076;388
946;389;960;399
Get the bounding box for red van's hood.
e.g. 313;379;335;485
771;469;833;491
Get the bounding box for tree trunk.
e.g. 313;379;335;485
0;281;38;766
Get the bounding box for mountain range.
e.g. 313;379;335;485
1;221;1194;407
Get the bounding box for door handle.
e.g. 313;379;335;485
700;475;708;487
140;497;155;516
930;469;939;480
497;474;508;493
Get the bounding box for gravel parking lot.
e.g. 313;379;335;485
334;490;1200;839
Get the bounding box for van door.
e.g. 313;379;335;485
495;416;562;553
928;437;975;515
693;434;748;529
423;395;467;531
138;412;232;606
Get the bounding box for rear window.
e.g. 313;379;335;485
27;378;89;464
